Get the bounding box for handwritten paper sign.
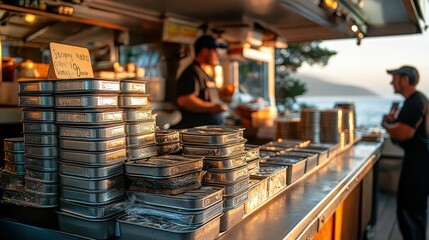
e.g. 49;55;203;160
48;42;94;79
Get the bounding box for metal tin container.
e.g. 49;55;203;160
203;177;249;197
182;141;245;157
156;142;181;155
195;125;245;141
59;124;125;140
60;148;127;166
118;94;150;108
22;109;56;122
2;185;26;202
125;155;203;177
25;189;58;207
123;108;153;122
60;198;126;219
181;129;240;145
246;158;259;172
299;147;329;164
59;160;124;179
60;186;124;205
4;150;25;163
252;166;287;197
25;145;58;158
57;211;118;240
4;160;25;175
25;177;59;193
260;157;305;185
279;151;318;172
19;95;55;108
4;137;24;152
18;79;55;93
127;132;156;147
59;137;126;151
24;134;58;146
26;169;58;183
56;109;123;125
23;123;58;134
223;189;248;209
203;153;247;170
204;166;248;184
1;170;24;186
244;177;269;214
127;186;223;210
118;213;221;240
244;144;260;161
127;145;157;160
55;94;118;108
55;78;120;93
120;79;146;93
60;174;124;191
220;204;244;232
125;120;156;135
155;129;180;144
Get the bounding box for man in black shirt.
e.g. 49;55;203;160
174;35;228;128
382;65;429;240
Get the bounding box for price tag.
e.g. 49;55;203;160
47;42;94;79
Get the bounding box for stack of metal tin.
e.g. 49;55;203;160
275;117;300;139
155;129;180;155
244;144;261;174
181;126;249;232
299;109;320;143
320;109;344;144
18;79;59;207
1;137;25;204
53;78;126;240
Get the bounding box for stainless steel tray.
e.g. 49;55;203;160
60;186;125;205
203;153;247;170
182;141;245;157
126;186;223;210
195;125;245;141
252;166;287;197
57;210;118;240
25;169;58;183
60;198;125;219
56;109;123;125
277;151;317;173
155;129;180;144
59;137;126;151
125;120;156;135
19;95;55;108
22;109;56;122
3;137;24;152
23;122;58;134
297;148;328;165
118;213;221;240
59;174;124;191
246;158;259;171
220;204;244;232
125;155;203;177
4;160;25;175
156;142;181;155
25;189;58;207
181;129;240;145
60;148;127;166
127;145;157;160
55;79;120;93
25;177;59;193
127;132;156;147
18;79;55;93
118;94;150;108
244;177;268;214
123;108;153;122
55;94;118;108
59;124;125;140
203;166;249;184
223;189;248;210
120;79;146;93
203;177;249;197
4;150;25;163
24;134;58;146
25;145;58;158
244;144;260;161
59;160;124;179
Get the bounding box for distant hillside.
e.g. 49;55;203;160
296;73;378;96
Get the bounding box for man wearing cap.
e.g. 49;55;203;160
383;65;429;240
174;35;228;128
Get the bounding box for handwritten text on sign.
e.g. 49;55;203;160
49;42;94;79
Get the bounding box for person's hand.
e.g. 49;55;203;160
381;114;394;128
211;103;229;114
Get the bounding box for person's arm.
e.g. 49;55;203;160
177;94;226;114
382;118;416;141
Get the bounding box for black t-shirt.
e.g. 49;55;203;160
175;61;222;128
395;91;429;152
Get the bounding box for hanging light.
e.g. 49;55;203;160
350;24;359;32
320;0;338;11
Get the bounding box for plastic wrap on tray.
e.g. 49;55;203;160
244;177;268;214
182;141;245;157
126;171;205;195
251;166;287;198
155;129;180;144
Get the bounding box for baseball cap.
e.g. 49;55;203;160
386;65;419;84
194;35;227;54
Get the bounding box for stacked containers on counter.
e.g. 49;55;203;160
1;137;25;204
19;79;59;208
155;129;181;155
119;79;157;161
181;126;249;232
54;78;126;240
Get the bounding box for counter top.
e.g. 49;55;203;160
219;141;383;240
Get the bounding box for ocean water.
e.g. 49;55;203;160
296;95;403;127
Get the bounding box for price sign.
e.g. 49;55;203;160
48;42;94;79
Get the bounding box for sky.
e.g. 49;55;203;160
298;31;429;97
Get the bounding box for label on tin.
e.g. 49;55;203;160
101;81;120;91
57;97;82;107
129;97;148;106
98;96;117;106
128;83;146;92
49;42;94;79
